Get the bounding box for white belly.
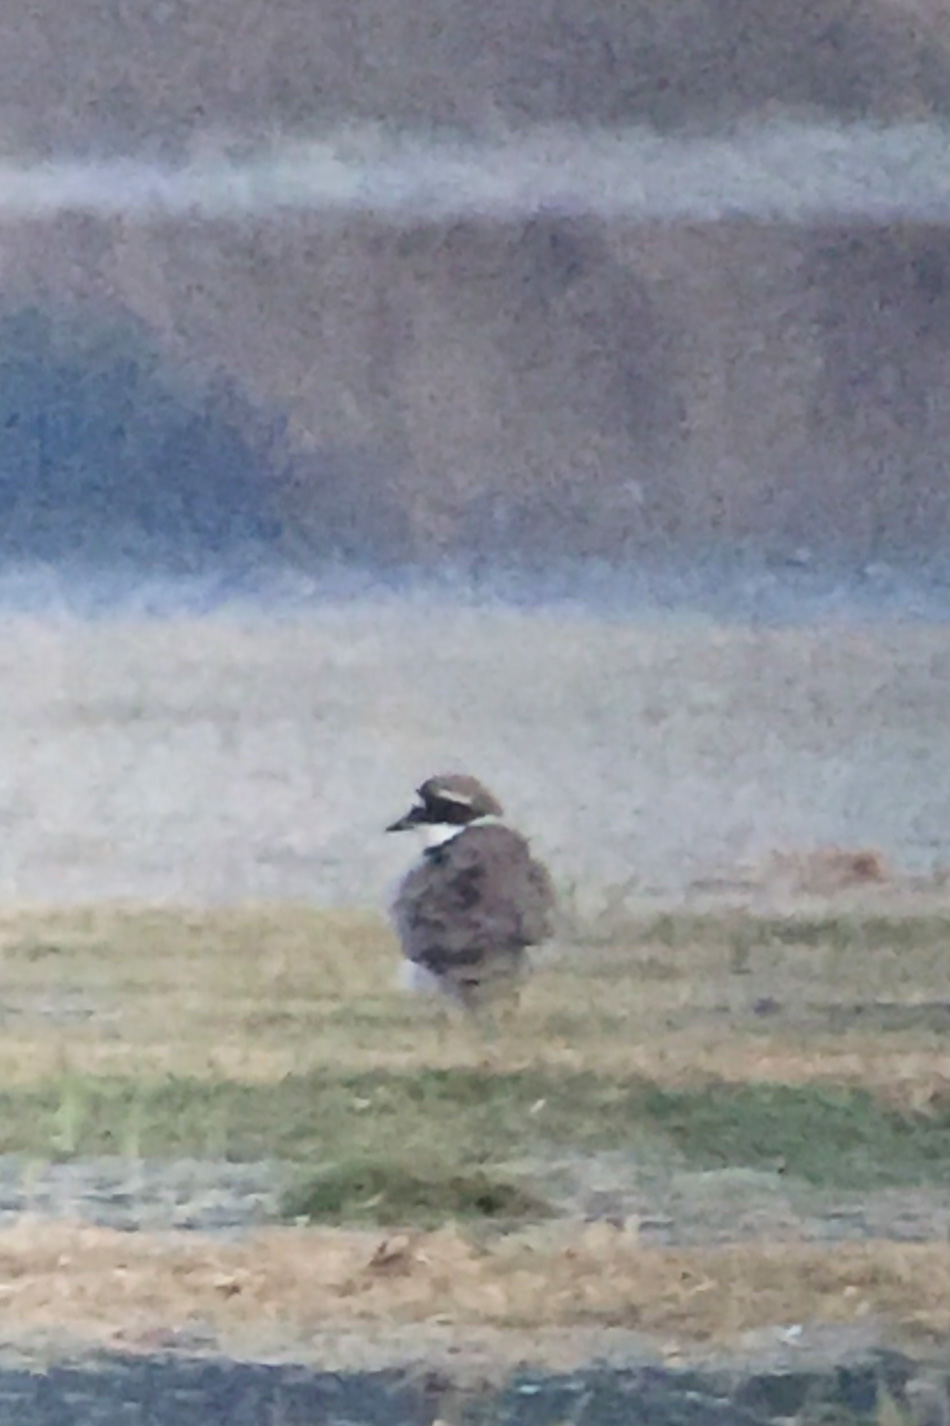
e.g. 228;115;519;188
397;960;446;996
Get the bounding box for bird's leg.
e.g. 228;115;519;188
475;1022;500;1074
497;990;523;1070
437;986;480;1065
482;992;527;1072
460;989;499;1073
499;987;521;1032
483;1006;501;1066
434;1002;451;1061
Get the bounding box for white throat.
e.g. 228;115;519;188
421;813;502;849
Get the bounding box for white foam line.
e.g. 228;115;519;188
0;122;949;222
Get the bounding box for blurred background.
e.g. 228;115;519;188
0;0;949;590
1;14;950;1386
0;0;948;905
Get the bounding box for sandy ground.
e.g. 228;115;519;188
0;601;947;906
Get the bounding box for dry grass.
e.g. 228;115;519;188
1;903;950;1343
0;1219;949;1351
2;901;950;1095
0;902;948;1197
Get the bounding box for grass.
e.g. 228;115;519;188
279;1161;552;1227
0;903;949;1207
0;1220;949;1350
0;901;948;1340
3;902;950;1081
638;1081;950;1187
3;1069;950;1194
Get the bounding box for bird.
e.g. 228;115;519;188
385;773;557;1019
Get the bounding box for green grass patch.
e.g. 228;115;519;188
279;1160;551;1227
0;1068;646;1166
2;1069;950;1196
641;1080;950;1187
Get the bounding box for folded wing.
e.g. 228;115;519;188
392;824;556;984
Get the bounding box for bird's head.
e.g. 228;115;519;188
386;773;504;845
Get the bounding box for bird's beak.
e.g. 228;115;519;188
386;804;426;832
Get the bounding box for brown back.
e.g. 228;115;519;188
391;823;556;979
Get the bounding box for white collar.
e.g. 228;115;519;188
422;813;502;849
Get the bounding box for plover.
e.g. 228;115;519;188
386;774;556;1014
